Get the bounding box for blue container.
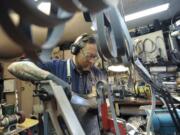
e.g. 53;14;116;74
147;109;180;135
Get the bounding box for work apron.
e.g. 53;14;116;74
67;59;100;135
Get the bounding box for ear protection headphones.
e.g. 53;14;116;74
171;11;180;31
70;33;90;55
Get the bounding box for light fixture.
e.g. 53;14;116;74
125;3;170;22
108;65;129;72
37;2;51;15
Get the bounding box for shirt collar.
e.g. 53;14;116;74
70;59;92;74
70;59;76;70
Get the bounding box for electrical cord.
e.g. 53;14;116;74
139;69;180;132
135;37;163;56
146;87;156;135
169;11;180;64
134;59;180;132
171;11;180;27
162;91;180;132
136;66;180;132
157;96;167;108
134;40;143;55
155;36;164;57
171;51;180;64
135;38;159;64
142;38;157;54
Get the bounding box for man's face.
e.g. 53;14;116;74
76;43;98;71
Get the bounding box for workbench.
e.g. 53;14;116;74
0;118;38;135
114;97;163;116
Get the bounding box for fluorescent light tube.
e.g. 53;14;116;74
125;3;169;22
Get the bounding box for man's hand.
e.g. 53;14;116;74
88;97;98;109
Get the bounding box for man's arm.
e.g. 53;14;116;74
8;61;72;99
38;60;56;73
37;59;65;76
8;61;50;81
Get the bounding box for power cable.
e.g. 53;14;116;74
134;59;180;132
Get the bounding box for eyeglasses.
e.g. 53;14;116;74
81;49;98;61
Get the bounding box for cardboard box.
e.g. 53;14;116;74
2;61;16;79
4;79;16;92
19;81;35;117
5;79;20;108
5;92;16;105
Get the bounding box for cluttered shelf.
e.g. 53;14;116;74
114;97;164;116
114;97;163;106
0;118;38;135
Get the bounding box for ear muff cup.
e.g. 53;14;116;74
70;44;81;55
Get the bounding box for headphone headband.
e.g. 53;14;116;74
74;33;89;45
70;33;91;55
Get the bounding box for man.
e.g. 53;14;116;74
39;33;105;135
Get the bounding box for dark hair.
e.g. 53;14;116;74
79;34;96;48
70;34;97;55
83;35;96;43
